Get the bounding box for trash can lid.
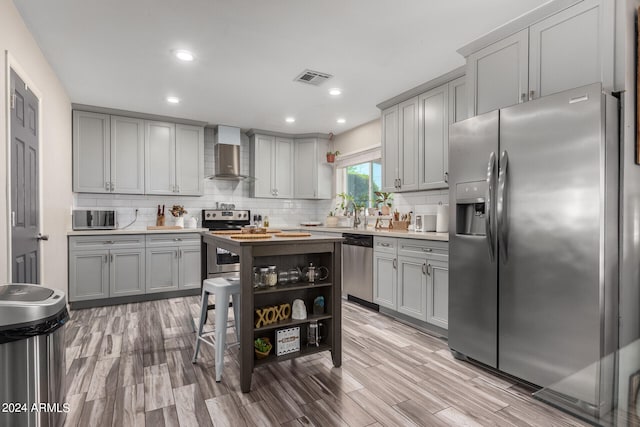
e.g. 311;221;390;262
0;284;67;329
0;284;53;302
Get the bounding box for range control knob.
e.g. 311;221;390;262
212;213;217;218
206;213;211;218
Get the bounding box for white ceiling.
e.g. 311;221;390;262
15;0;547;134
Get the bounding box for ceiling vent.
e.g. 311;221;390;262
294;69;333;86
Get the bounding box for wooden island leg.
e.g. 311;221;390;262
239;246;254;392
331;241;342;367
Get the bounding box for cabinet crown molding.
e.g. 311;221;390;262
376;66;465;110
72;103;208;127
245;128;331;139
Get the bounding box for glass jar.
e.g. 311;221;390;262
278;270;289;284
266;266;278;287
288;268;301;283
254;267;269;289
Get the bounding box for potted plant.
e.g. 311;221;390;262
326;150;340;163
336;192;354;216
254;337;272;359
374;192;393;215
325;210;339;227
169;205;188;227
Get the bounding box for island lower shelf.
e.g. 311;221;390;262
254;343;332;367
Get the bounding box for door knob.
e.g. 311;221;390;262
36;233;49;241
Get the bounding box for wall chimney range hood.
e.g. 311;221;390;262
208;125;252;181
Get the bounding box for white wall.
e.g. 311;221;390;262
0;0;72;293
333;119;380;155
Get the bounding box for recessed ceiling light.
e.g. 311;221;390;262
174;50;194;61
337;118;346;124
285;117;295;123
166;96;180;104
329;88;342;96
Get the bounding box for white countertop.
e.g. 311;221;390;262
67;225;448;241
67;228;209;236
295;225;449;241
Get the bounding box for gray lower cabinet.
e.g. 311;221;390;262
374;237;448;329
145;234;201;293
397;255;427;321
69;250;110;301
373;251;396;309
68;235;145;301
69;233;200;302
427;259;449;329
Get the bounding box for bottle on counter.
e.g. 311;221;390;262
257;215;263;227
263;216;270;228
252;215;257;226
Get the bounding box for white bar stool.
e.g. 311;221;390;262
192;277;241;382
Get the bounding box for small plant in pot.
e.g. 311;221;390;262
374;192;393;215
326;150;340;163
325;210;339;227
254;337;272;359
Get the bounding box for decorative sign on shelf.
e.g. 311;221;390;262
255;303;291;328
276;326;300;356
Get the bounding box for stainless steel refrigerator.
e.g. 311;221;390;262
448;83;618;417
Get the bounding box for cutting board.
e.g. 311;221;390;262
147;225;184;230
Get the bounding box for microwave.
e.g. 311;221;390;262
72;210;117;230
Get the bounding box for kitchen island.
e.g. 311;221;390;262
201;232;343;393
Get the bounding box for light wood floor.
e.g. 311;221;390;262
63;297;589;426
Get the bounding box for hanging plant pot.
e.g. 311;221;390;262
326;153;336;163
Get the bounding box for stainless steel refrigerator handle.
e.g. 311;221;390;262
497;150;509;262
486;152;496;262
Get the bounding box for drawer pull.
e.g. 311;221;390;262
380;243;391;247
422;248;433;252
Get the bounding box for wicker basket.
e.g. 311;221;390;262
392;220;410;230
254;337;272;359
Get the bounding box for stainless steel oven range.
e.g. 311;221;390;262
202;209;250;279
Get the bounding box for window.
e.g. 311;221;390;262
343;160;381;208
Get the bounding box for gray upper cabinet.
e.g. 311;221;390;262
250;134;294;198
73;111;111;193
145;121;176;195
381;98;424;193
73;111;145;194
294;138;332;199
111;116;145;194
381;105;399;192
467;29;529;116
74;108;203;196
448;76;467;124
397;97;419;192
175;124;204;195
419;85;448;190
529;0;605;99
463;0;613;117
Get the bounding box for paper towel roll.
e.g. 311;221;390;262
436;204;449;233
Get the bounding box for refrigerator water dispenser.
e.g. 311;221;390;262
455;180;487;236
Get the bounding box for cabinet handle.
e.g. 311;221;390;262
529;90;535;101
380;242;391;247
103;255;107;264
174;238;181;241
175;251;178;258
104;240;115;245
422;263;427;275
176;185;180;193
427;264;432;276
520;93;527;103
179;249;183;259
110;181;115;191
393;258;397;269
105;181;110;191
110;254;114;263
444;172;448;183
422;248;433;252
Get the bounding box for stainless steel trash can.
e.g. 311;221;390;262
0;284;69;427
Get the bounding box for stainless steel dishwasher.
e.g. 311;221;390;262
342;233;378;310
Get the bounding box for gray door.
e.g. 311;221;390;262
498;84;612;401
10;69;40;283
448;111;499;368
